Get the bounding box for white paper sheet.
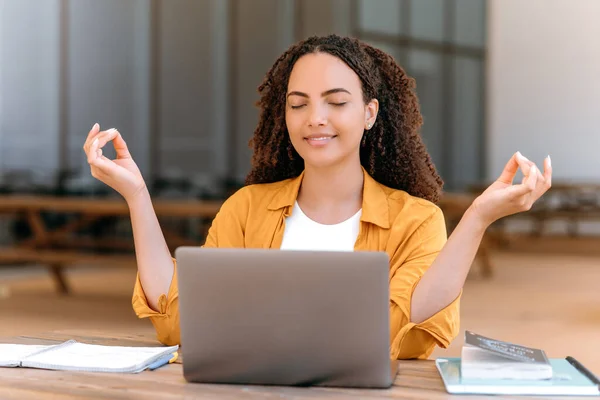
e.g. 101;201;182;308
0;344;53;367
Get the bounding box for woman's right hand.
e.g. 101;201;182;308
83;123;147;202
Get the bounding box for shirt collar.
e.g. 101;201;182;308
267;167;390;229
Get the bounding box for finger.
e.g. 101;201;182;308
515;151;534;176
84;123;106;151
89;137;121;175
504;181;535;199
529;157;552;202
85;123;100;144
497;152;520;184
525;165;537;192
543;155;552;187
509;166;537;200
111;130;132;159
94;129;119;151
92;128;131;160
525;166;541;208
89;149;120;176
87;134;111;164
83;123;100;152
87;136;100;164
84;127;114;154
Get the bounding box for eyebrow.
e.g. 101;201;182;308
286;88;351;99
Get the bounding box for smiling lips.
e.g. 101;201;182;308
304;134;337;147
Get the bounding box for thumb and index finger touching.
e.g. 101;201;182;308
497;151;535;185
85;123;130;175
92;128;131;160
497;151;553;200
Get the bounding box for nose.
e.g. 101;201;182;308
307;104;328;127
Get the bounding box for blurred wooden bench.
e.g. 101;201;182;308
0;195;222;294
526;183;600;237
0;192;496;294
468;182;600;239
0;248;136;293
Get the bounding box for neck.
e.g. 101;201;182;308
297;160;364;217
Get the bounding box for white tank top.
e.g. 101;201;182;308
279;201;362;252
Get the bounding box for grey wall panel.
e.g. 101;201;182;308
0;0;61;175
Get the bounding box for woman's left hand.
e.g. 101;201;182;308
469;151;552;229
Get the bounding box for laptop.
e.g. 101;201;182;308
175;247;398;388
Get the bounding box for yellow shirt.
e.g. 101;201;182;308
132;167;460;359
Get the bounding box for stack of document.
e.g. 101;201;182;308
460;330;553;380
0;340;179;373
436;331;600;396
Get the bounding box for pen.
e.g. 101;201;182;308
148;352;178;371
566;356;600;392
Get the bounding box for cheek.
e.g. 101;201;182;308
330;105;366;139
285;112;301;140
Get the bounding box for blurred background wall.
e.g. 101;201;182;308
0;0;490;196
487;0;600;182
1;0;599;238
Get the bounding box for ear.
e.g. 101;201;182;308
364;98;379;130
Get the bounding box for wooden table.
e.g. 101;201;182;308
0;330;576;400
0;195;223;293
0;193;494;295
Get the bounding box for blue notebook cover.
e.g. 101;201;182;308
436;358;600;396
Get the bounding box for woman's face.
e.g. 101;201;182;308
285;52;378;169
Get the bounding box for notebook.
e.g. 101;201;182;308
0;340;179;373
461;330;553;380
436;358;600;396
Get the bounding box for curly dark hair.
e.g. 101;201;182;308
244;34;443;203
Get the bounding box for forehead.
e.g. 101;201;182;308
287;52;362;93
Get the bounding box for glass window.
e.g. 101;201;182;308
363;40;406;65
453;0;486;48
451;56;484;188
357;0;403;35
353;0;487;190
409;0;445;42
406;49;445;174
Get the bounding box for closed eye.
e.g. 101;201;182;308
290;104;306;109
330;102;347;107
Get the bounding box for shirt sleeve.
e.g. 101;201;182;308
388;206;461;360
130;192;242;346
131;257;181;346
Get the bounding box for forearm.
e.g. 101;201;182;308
127;188;175;311
410;207;487;323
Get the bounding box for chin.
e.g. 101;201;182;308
291;137;358;170
298;153;345;170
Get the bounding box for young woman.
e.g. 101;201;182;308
82;35;551;359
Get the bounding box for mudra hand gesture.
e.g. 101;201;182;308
471;152;552;228
82;123;147;201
